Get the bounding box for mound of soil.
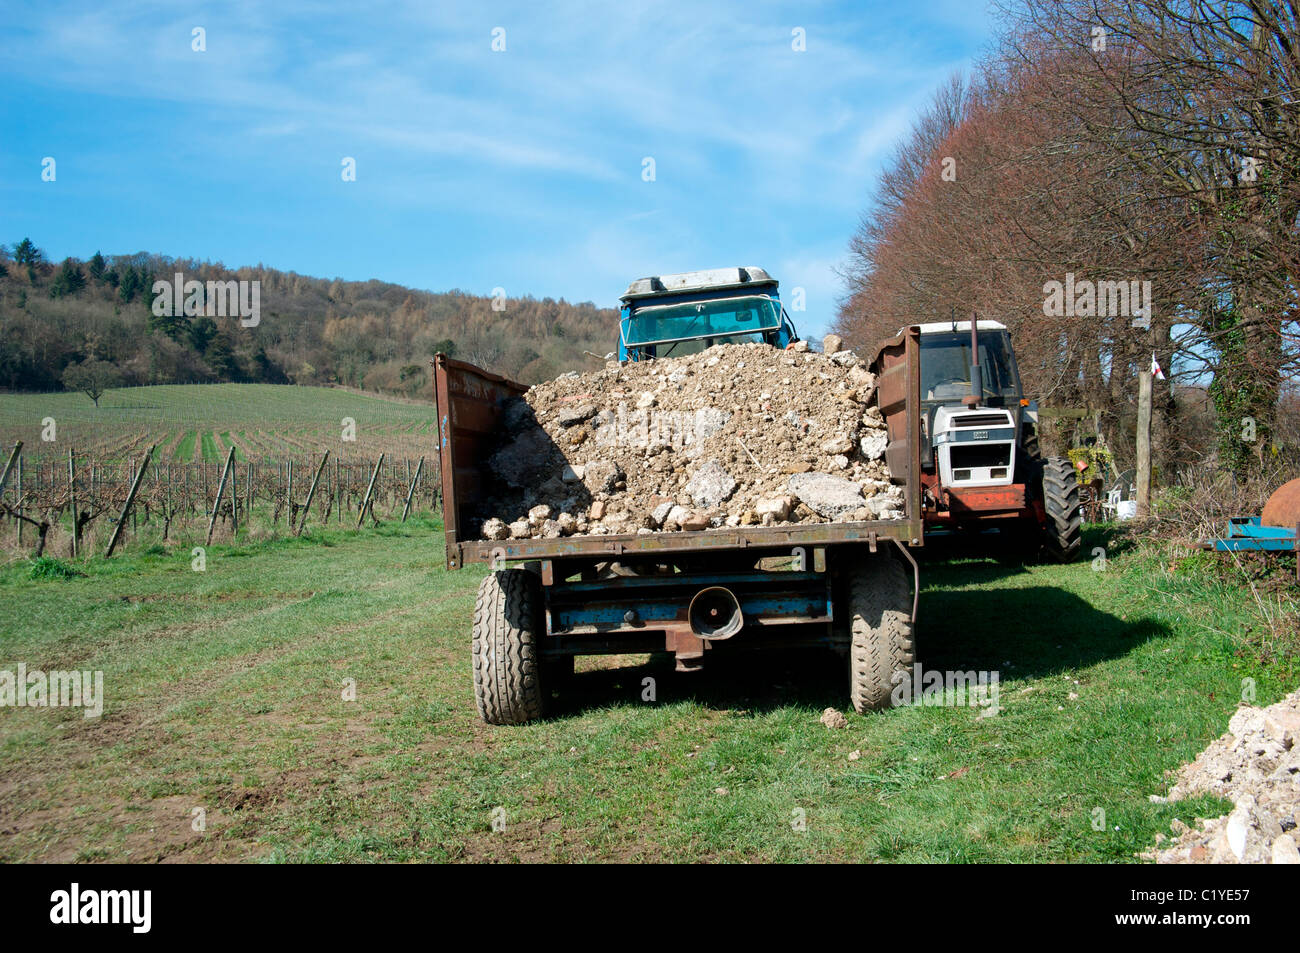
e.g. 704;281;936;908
475;340;903;540
1147;689;1300;864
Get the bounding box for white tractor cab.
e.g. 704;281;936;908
915;319;1081;561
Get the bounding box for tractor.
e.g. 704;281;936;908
915;319;1082;561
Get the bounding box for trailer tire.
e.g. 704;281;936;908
1041;457;1082;562
472;569;546;725
847;556;914;713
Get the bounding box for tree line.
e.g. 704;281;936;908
0;240;620;398
834;0;1299;483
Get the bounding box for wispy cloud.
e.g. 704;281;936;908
1;0;993;337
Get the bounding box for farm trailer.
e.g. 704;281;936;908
433;328;925;725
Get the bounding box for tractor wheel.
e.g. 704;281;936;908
846;555;915;713
1018;423;1042;494
1041;457;1082;562
472;568;546;725
1021;422;1042;462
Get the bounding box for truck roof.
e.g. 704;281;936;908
621;266;776;302
915;319;1007;334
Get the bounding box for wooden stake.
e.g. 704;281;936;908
105;445;156;557
401;456;423;522
358;454;384;528
1136;367;1153;518
16;452;23;545
68;449;78;558
0;441;21;501
230;457;239;535
15;452;22;543
296;451;330;537
206;447;236;545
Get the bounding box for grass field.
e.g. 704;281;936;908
0;383;436;463
0;524;1294;862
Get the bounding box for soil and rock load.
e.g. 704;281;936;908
1145;689;1300;864
476;339;903;540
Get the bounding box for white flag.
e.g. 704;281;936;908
1151;353;1165;381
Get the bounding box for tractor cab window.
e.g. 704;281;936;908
623;295;781;359
920;330;1020;403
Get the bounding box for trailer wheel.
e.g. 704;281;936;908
472;569;546;725
847;556;914;713
1041;457;1082;562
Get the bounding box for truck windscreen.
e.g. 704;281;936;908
623;295;781;354
920;331;1018;401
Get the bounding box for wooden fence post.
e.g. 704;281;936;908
230;457;239;535
358;454;384;528
105;445;156;557
206;447;237;545
16;452;23;545
0;441;21;502
68;448;79;558
296;451;330;537
401;456;424;522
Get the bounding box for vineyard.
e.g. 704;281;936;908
0;383;437;463
0;383;443;558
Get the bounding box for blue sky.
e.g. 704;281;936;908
1;1;993;339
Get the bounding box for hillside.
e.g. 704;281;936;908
0;239;620;397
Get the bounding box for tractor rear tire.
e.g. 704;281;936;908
847;555;915;713
1041;457;1082;562
472;569;546;725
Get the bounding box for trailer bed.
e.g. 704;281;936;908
433;326;922;570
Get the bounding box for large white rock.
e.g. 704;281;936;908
860;430;889;460
685;459;737;509
755;496;794;520
788;472;865;519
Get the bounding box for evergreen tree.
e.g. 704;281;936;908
13;237;43;266
187;315;217;352
118;265;142;302
204;333;240;381
87;251;106;281
49;259;86;298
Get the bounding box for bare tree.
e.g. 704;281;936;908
62;359;123;407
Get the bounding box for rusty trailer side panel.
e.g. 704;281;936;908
871;325;922;521
433;353;527;568
433;333;924;570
